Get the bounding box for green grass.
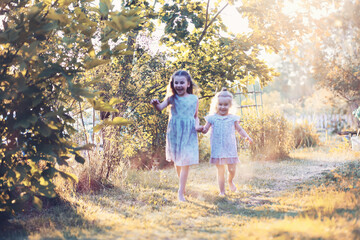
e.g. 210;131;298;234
3;147;360;239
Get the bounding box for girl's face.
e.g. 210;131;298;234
173;76;190;96
217;97;231;116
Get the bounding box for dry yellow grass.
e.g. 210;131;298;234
4;145;360;239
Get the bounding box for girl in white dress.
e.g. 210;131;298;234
150;70;203;202
202;88;253;196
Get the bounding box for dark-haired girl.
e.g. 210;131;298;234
150;70;202;202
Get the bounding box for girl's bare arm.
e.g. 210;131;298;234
202;122;211;134
150;98;169;112
194;100;203;132
235;121;253;143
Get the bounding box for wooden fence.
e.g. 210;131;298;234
285;113;356;132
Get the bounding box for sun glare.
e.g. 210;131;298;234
222;5;251;34
281;0;301;16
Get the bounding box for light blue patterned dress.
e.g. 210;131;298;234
205;114;241;165
166;94;199;166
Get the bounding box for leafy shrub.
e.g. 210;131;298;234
75;152;129;193
75;126;136;192
293;121;321;148
95;53;172;170
241;110;294;160
0;1;142;220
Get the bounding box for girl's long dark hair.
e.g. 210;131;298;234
169;70;194;95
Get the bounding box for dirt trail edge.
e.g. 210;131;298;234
235;157;346;207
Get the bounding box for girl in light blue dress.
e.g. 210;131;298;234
202;88;253;196
150;70;202;202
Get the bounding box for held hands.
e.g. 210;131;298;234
201;127;208;134
195;125;204;132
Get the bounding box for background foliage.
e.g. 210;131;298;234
241;110;294;160
293;121;321;148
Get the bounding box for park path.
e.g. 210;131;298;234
231;156;346;207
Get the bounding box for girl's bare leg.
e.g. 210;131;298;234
175;165;181;178
227;163;237;192
216;164;226;196
178;165;189;202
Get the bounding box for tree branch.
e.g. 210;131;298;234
205;0;210;27
195;2;229;50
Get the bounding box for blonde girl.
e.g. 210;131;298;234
202;88;253;196
150;70;203;202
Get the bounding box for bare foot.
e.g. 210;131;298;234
229;181;237;192
178;191;186;202
219;192;226;197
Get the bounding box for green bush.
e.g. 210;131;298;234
293;121;321;148
0;1;141;221
241;110;294;160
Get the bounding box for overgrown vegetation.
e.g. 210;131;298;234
0;0;141;220
293;121;321;148
241;110;294;160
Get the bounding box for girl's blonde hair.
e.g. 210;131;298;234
209;87;238;115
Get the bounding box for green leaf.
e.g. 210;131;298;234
6;169;16;184
99;0;110;18
75;153;85;164
88;98;119;112
32;95;43;107
93;117;132;132
93;122;105;132
84;58;111;70
56;156;69;166
70;85;95;99
120;50;134;55
15;164;28;182
110;117;132;126
33;196;43;210
38;122;52;137
74;144;95;151
37;185;56;198
41;167;56;180
47;9;70;25
57;169;78;183
37;22;58;34
38;68;58;79
109;97;123;106
111;42;127;52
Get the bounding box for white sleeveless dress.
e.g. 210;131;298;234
166;94;199;166
205;114;240;165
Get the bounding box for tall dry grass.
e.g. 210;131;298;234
241;110;294;160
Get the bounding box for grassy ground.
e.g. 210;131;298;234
3;146;360;239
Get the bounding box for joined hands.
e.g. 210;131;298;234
195;125;204;132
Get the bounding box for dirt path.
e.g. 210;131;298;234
233;157;346;207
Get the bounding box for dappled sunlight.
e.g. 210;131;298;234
291;144;360;161
8;147;360;239
236;216;358;239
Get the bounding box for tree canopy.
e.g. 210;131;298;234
239;0;359;111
